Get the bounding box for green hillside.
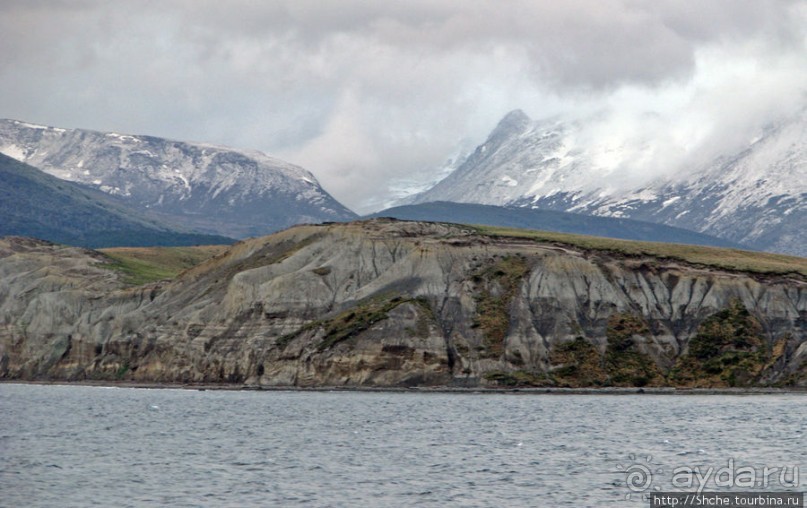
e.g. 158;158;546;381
100;245;229;285
0;154;233;248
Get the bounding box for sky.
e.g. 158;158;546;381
1;1;805;213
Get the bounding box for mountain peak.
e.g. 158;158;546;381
487;109;532;143
498;109;531;128
404;108;805;256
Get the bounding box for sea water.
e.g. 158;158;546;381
1;384;804;506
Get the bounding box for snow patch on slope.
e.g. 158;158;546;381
0;118;357;238
405;108;806;255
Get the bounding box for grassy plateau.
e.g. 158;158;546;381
95;220;807;286
473;225;807;278
100;245;229;285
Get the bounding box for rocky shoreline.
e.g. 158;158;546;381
4;379;807;396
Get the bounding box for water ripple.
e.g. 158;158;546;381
1;385;805;506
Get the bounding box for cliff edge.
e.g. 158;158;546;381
1;220;806;388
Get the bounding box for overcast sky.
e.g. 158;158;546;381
1;1;805;213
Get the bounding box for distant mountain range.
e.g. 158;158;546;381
368;202;745;249
0;153;232;248
405;109;806;256
1;115;803;255
0;119;357;239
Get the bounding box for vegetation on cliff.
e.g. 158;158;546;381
1;220;804;388
471;255;530;357
549;337;608;387
483;301;784;389
474;225;807;278
603;313;666;387
669;300;770;387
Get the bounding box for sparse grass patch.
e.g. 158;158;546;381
472;225;807;278
100;245;227;285
604;313;664;387
276;296;436;352
102;256;176;286
779;358;807;387
471;256;530;358
316;299;402;351
275;327;310;350
115;361;130;380
549;336;608;387
410;296;437;338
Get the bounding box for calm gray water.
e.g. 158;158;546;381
1;384;805;507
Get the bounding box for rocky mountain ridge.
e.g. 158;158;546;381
407;109;806;255
1;220;805;388
0;119;357;238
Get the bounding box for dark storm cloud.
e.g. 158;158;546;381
0;1;804;211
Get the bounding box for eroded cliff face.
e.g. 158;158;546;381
1;220;806;388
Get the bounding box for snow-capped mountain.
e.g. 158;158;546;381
0;119;357;238
408;109;806;256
